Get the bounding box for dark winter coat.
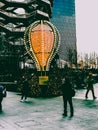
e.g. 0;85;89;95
61;79;74;98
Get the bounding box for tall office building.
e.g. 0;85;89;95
51;0;77;65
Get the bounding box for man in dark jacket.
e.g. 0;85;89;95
20;76;30;102
61;76;74;117
85;73;96;99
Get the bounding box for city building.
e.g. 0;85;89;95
51;0;77;67
0;0;77;80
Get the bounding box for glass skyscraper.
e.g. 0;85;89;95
51;0;77;64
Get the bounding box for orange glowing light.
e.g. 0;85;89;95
30;24;54;69
24;20;60;71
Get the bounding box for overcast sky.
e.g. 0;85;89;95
75;0;98;54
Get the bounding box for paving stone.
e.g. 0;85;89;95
0;83;98;130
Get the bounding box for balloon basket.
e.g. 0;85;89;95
39;76;49;85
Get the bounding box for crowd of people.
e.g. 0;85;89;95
16;68;98;97
1;68;98;116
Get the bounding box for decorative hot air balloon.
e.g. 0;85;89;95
24;20;60;85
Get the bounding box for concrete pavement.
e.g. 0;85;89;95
0;84;98;130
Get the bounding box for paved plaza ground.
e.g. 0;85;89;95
0;84;98;130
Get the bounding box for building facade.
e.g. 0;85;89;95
51;0;77;66
0;0;77;74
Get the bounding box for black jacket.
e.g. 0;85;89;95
61;79;73;98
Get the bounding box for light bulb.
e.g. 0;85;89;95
24;20;60;72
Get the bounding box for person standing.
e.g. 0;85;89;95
61;76;74;117
85;73;96;100
0;85;4;112
20;76;30;102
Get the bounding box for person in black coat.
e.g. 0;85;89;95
61;76;74;117
0;85;4;112
20;76;30;102
85;73;96;99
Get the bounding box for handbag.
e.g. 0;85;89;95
3;90;7;97
71;88;75;97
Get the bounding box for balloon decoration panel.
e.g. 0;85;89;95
24;20;60;71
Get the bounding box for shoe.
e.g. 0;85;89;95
24;99;27;102
20;99;24;102
62;113;67;116
70;114;74;117
85;96;88;99
93;97;97;100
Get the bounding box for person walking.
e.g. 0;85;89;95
20;76;30;102
85;73;96;100
61;76;74;117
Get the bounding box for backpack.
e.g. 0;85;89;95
0;85;3;94
0;85;7;97
71;88;75;97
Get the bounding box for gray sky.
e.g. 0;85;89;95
75;0;98;54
